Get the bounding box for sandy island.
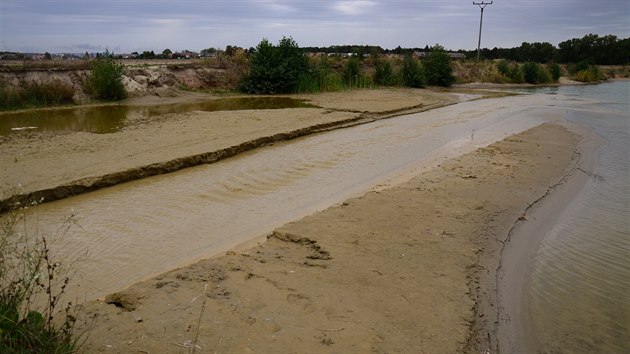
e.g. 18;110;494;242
0;88;585;353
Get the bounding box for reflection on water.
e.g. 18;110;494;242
0;97;317;135
524;81;630;353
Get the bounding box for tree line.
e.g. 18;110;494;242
461;34;629;65
302;34;629;65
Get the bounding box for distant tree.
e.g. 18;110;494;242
83;51;90;60
162;49;172;57
423;45;455;87
240;36;308;94
225;45;238;56
141;51;155;59
44;52;52;60
200;48;217;57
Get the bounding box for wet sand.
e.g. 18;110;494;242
1;88;587;352
0;88;456;209
72;123;581;353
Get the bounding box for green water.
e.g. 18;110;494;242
0;97;317;135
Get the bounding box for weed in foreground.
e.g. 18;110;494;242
0;202;83;353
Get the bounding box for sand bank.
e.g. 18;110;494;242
74;123;581;353
0;88;457;211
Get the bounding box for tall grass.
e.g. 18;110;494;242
0;202;82;352
0;80;75;111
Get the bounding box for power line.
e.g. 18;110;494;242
473;1;493;61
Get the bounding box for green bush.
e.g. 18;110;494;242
522;62;540;84
497;60;511;77
240;37;308;94
550;63;561;82
374;59;394;86
1;205;81;352
343;56;361;85
568;60;591;75
568;61;602;82
573;66;603;82
87;50;126;100
401;55;425;88
424;45;455;87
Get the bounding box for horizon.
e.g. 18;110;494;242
1;0;628;54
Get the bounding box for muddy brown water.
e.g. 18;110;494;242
0;97;316;135
12;95;572;303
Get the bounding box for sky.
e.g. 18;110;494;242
1;0;628;53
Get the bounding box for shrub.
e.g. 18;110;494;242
342;56;361;85
240;37;308;94
0;204;81;352
550;63;561;82
497;60;511;77
401;55;425;88
87;50;127;100
568;60;590;75
424;45;455;87
374;59;394;86
522;62;540;84
573;66;603;82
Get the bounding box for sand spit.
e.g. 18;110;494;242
75;123;580;353
0;88;457;212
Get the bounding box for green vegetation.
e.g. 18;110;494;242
401;55;425;88
568;61;603;82
86;50;127;100
240;37;308;94
0;204;81;353
373;57;395;86
0;80;75;111
423;46;455;87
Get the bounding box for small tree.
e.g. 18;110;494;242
374;58;394;86
424;45;455;87
401;55;425;88
343;56;361;86
522;62;540;84
240;37;308;94
88;49;126;100
550;63;561;82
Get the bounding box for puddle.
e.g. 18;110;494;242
0;97;317;135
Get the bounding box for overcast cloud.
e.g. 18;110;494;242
1;0;628;53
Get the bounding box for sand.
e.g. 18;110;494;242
71;123;580;353
0;88;457;210
0;88;584;352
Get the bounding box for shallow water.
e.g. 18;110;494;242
521;81;630;353
0;97;316;135
10;94;569;301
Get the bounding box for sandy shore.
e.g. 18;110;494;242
1;87;589;352
70;122;581;353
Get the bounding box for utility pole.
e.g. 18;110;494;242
473;1;493;61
